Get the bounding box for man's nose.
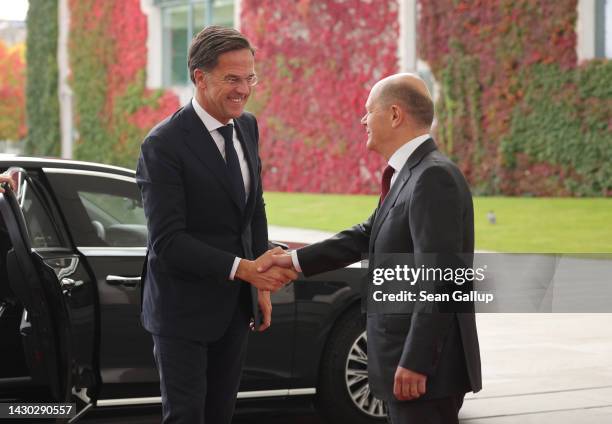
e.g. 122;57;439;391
235;79;250;94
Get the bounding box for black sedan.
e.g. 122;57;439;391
0;156;385;423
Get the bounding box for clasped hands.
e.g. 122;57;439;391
236;247;295;332
236;247;296;292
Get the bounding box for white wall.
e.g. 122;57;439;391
58;0;73;158
141;0;163;89
398;0;417;72
577;0;597;62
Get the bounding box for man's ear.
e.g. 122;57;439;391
193;68;207;89
390;104;403;128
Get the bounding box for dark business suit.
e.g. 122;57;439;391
297;139;481;423
136;101;268;423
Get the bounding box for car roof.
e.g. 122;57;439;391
0;155;135;177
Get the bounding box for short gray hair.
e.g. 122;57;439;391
188;26;255;84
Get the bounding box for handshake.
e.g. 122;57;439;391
236;247;297;292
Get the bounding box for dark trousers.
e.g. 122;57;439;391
152;287;251;424
386;394;465;424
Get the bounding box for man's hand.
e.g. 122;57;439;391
0;174;15;193
256;250;293;273
236;248;297;292
256;289;272;331
393;366;427;401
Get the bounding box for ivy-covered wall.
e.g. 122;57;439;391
68;0;179;168
241;0;399;193
25;0;608;195
419;0;611;196
25;0;60;156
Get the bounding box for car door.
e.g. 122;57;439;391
240;282;296;392
44;165;296;401
0;168;98;409
43;168;159;402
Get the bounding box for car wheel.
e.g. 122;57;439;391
317;307;387;424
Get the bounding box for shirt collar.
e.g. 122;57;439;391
191;97;233;133
388;133;431;172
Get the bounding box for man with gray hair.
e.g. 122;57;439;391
136;26;296;423
260;73;482;423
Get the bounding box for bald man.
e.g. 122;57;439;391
260;74;482;423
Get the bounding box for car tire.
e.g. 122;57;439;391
316;306;387;424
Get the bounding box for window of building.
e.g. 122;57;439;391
599;0;612;58
158;0;235;86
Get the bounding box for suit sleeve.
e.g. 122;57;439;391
136;134;236;281
297;210;376;277
399;166;463;375
249;116;269;258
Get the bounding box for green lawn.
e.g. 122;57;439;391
264;193;612;253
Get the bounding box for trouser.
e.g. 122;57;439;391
152;287;251;424
386;394;465;424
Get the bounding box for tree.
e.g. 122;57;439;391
0;40;26;142
25;0;60;156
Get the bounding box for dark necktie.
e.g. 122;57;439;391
380;165;394;202
217;124;246;207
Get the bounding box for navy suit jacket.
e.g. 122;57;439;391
136;101;268;342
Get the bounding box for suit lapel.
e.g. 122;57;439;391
370;139;437;246
179;102;246;213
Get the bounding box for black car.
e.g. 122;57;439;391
0;157;386;423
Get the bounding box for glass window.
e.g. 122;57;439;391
605;0;612;58
78;191;147;247
19;180;65;249
160;0;235;86
596;0;612;58
162;5;189;86
46;173;147;248
212;0;234;28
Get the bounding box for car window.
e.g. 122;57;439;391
45;171;147;248
79;192;146;226
20;180;66;249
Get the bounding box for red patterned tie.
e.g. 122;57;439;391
380;165;394;202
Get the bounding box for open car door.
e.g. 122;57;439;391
0;168;98;420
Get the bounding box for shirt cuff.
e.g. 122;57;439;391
230;257;241;281
291;250;302;273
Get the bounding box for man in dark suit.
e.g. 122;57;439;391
136;26;296;424
260;74;481;423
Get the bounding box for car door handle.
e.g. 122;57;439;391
61;278;84;291
106;275;141;288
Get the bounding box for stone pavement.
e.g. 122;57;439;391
462;313;612;423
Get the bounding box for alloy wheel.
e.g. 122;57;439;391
344;331;387;418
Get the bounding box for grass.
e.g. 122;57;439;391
264;193;612;253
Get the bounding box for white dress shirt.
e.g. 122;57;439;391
291;133;431;272
191;98;250;280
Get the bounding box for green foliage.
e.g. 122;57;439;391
419;0;611;196
502;63;612;196
578;60;612;99
25;0;60;156
69;0;178;168
70;0;114;164
436;41;488;192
